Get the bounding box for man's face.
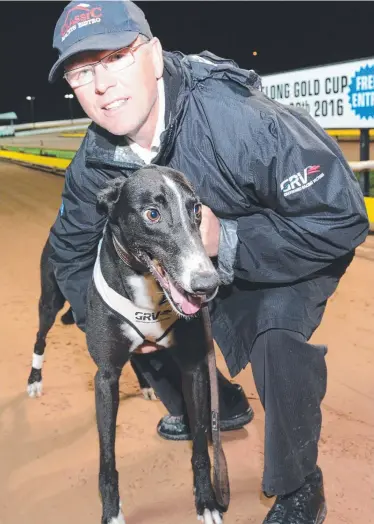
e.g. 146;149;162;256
65;37;163;136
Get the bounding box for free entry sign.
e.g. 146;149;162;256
260;57;374;129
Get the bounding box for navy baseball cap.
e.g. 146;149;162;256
48;1;153;83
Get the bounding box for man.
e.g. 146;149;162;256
48;1;369;523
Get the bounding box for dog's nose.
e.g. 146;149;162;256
190;271;220;295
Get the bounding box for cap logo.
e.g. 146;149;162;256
61;3;103;42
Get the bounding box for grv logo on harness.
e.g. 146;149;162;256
280;165;325;197
135;308;173;323
134;294;173;323
134;294;172;322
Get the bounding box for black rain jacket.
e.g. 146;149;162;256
49;50;369;376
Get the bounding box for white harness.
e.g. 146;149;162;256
93;241;179;348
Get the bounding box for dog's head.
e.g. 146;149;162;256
97;165;220;317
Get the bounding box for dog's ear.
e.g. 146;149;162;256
97;177;127;216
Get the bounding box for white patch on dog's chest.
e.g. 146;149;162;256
93;253;177;351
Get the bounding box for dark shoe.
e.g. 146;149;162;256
157;383;254;441
263;467;327;524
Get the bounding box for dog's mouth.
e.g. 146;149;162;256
143;256;217;317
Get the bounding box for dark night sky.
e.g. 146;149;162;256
0;1;372;123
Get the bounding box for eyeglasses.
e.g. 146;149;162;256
64;41;148;88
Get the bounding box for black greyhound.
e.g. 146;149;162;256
27;234;156;400
86;165;228;523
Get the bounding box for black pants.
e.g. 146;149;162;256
131;351;243;419
131;328;327;496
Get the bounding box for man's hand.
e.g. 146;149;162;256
200;205;220;257
133;342;160;354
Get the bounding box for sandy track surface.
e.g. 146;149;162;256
0;162;373;524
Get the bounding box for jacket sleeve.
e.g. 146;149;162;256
218;107;369;285
48;148;107;332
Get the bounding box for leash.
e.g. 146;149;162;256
202;304;230;511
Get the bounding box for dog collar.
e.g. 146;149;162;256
112;233;148;273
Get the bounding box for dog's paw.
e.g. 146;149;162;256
142;387;157;401
27;381;43;398
108;510;126;524
197;509;222;524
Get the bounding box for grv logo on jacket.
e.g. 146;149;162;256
280;165;325;197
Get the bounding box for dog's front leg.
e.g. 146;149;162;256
86;286;131;523
184;364;224;524
95;365;125;524
172;319;224;524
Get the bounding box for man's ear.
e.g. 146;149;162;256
150;37;164;80
97;176;127;216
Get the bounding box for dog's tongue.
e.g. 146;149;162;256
169;280;202;315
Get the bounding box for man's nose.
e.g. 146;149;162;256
94;64;117;94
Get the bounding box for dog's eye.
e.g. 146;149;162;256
144;208;160;223
194;203;202;219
